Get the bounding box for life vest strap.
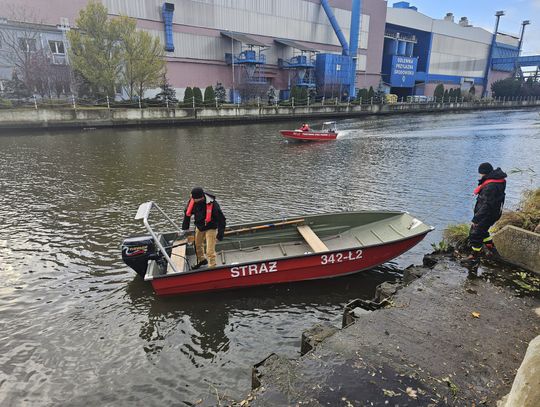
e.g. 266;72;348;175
185;198;213;225
474;179;505;195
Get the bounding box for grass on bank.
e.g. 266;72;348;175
442;223;470;251
494;188;540;233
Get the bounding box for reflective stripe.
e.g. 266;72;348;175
185;198;195;216
483;236;492;243
205;202;213;224
472;246;482;252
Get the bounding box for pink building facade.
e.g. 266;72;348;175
3;0;388;99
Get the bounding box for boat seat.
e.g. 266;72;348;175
168;242;187;274
297;225;328;253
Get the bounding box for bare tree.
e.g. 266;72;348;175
26;50;52;98
49;64;71;98
0;4;43;90
237;82;267;103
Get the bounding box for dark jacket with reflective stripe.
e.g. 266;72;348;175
472;168;507;225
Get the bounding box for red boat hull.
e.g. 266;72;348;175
280;130;338;141
150;232;428;296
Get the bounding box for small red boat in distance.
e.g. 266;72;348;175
121;202;433;296
280;121;338;142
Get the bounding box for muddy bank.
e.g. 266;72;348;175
244;256;540;406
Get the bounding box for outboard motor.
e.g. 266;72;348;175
121;235;156;278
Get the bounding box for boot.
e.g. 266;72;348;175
192;259;208;270
460;251;480;268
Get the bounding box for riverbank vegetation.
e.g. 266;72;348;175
494;188;540;233
68;2;165;100
491;77;540;98
442;223;470;251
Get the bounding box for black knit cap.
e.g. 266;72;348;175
191;187;204;199
478;162;494;175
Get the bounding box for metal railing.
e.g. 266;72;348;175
1;94;539;111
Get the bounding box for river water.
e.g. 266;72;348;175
1;108;539;405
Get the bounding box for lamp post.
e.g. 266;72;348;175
514;20;531;77
518;20;530;53
483;11;505;98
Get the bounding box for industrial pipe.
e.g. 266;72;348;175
349;0;361;57
320;0;349;56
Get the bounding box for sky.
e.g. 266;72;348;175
401;0;540;55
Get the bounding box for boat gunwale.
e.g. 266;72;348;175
221;209;409;230
145;224;434;281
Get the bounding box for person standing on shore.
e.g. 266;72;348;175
182;187;226;269
462;163;507;267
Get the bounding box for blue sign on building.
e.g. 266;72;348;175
390;56;418;87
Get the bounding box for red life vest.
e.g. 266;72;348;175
185;198;214;224
474;179;505;195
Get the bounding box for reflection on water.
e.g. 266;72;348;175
0;108;539;404
121;268;399;404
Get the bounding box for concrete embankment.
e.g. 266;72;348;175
243;257;540;406
498;335;540;407
1;99;539;131
493;226;540;274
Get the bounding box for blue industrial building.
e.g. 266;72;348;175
381;2;522;98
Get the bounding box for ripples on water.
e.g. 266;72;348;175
0;109;539;405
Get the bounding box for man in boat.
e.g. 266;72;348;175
300;123;310;132
182;187;226;269
462;162;507;267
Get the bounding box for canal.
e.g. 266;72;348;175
1;108;539;405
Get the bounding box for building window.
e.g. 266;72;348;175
49;40;65;54
18;38;37;52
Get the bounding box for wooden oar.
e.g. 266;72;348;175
176;218;305;245
223;218;305;236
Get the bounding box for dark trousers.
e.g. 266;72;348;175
468;221;494;251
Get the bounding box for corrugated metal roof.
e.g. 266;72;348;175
220;31;268;47
274;38;318;52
